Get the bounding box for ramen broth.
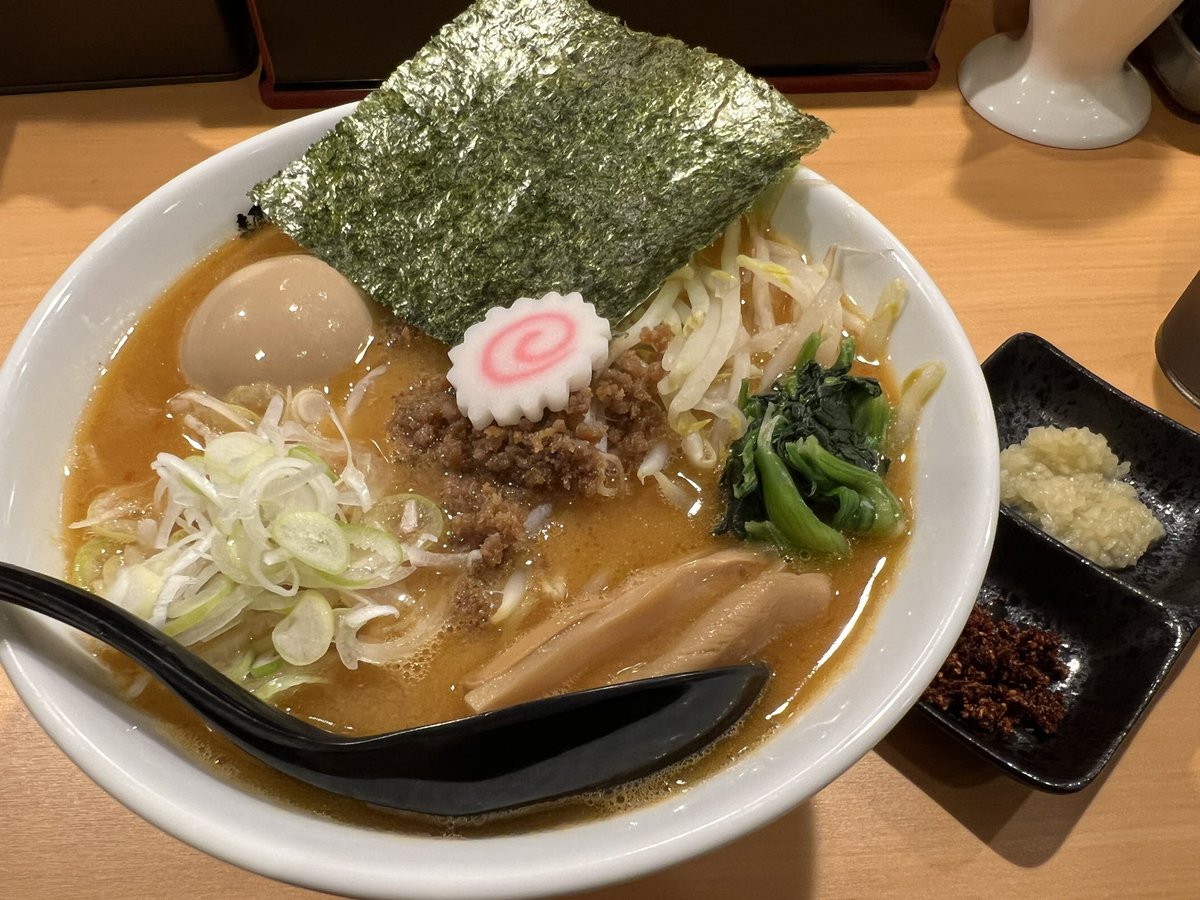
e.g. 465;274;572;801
62;225;910;828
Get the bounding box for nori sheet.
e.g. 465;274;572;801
250;0;830;345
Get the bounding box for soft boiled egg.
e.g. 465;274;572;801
180;254;373;396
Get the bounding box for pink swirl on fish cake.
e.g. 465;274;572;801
447;291;611;429
480;312;579;386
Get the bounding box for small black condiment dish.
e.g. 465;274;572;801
918;333;1200;791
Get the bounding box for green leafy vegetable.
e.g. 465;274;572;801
250;0;829;344
748;420;849;557
784;436;904;536
716;335;904;557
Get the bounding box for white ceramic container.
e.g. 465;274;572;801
0;105;998;899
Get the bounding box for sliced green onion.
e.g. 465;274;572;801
222;649;255;683
117;565;165;619
287;445;336;480
271;590;335;666
270;510;350;575
69;484;150;532
252;673;326;701
89;519;144;545
71;538;120;590
324;524;405;586
203;431;276;483
166;573;234;620
210;524;256;584
83;387;425;698
361;493;444;543
249;652;284;678
167;585;252;645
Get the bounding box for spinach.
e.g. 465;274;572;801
716;334;904;557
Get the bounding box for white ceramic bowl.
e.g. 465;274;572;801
0;105;998;899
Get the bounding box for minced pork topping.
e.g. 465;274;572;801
389;326;670;497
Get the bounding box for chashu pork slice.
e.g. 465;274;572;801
464;547;766;712
463;550;709;690
618;568;832;682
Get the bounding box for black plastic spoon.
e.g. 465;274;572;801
0;563;767;817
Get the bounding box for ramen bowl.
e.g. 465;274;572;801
0;105;998;899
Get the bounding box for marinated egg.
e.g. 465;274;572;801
180;254;373;396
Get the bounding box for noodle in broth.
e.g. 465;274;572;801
62;224;911;831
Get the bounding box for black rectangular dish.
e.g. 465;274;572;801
918;333;1200;792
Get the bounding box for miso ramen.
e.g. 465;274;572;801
62;220;922;830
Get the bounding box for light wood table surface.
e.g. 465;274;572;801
3;2;1199;897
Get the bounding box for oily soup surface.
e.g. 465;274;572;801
63;226;910;830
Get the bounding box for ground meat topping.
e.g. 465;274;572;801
442;477;531;569
923;606;1069;737
389;326;670;496
390;380;617;494
453;575;500;628
592;325;670;470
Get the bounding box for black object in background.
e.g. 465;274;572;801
249;0;950;107
1139;0;1200;119
0;0;257;94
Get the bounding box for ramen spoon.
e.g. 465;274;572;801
0;562;768;817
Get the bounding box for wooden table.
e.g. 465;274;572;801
3;2;1199;896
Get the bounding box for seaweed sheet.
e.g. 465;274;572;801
251;0;830;345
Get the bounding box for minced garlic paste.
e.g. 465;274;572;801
1000;426;1164;569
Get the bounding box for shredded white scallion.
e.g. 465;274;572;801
73;387;450;701
342;363;390;422
490;569;529;625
